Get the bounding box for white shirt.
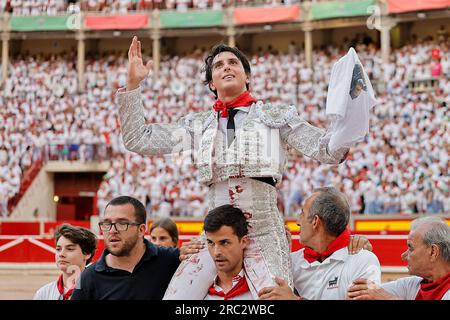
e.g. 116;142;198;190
291;247;381;300
33;280;70;300
217;104;301;150
217;107;249;147
382;276;450;300
204;269;254;300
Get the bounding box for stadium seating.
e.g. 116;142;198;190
1;36;448;218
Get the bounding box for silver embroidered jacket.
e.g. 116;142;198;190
117;87;348;186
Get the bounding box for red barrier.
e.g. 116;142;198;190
44;221;91;234
290;235;407;267
0;220;413;267
0;221;91;236
353;231;408;266
367;237;407;267
0;234;407;267
0;222;40;236
0;237;101;263
0;238;54;262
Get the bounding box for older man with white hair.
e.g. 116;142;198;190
348;216;450;300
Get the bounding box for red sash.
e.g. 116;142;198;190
303;228;351;263
415;272;450;300
213;91;257;118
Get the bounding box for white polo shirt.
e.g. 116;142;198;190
382;276;450;300
33;280;70;300
291;247;381;300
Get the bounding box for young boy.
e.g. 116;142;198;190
33;224;97;300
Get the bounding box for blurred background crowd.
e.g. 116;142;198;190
1;0;316;15
0;32;448;218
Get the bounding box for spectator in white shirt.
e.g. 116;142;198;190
33;224;97;300
348;216;450;300
258;187;381;300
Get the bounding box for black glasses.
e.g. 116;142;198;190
98;221;141;232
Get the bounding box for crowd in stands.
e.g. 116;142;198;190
0;0;309;15
0;35;449;218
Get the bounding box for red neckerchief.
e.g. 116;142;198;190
415;272;450;300
208;274;250;300
213;91;257;118
57;274;74;300
303;228;351;263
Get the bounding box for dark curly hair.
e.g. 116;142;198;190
203;43;252;98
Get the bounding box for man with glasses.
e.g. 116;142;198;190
71;196;180;300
